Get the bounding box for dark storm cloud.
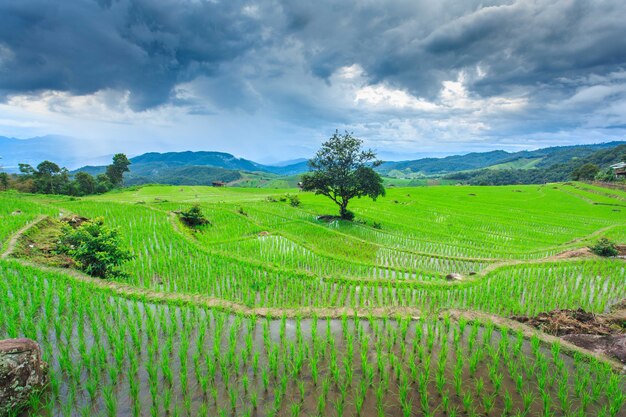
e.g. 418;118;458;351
278;0;626;101
1;0;626;150
0;0;264;110
3;0;625;109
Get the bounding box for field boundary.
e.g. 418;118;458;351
3;214;625;372
2;256;624;372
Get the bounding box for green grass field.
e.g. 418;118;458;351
1;183;625;416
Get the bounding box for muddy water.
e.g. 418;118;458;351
20;295;624;417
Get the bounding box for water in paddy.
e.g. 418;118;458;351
10;296;624;417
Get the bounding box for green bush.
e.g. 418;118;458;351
287;194;301;207
589;237;619;257
179;204;210;227
57;217;133;278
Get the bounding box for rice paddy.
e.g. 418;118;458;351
1;182;625;416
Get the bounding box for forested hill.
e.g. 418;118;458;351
66;141;626;187
445;143;626;185
379;141;625;175
74;151;309;186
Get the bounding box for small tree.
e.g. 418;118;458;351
589;237;618;257
57;217;133;278
0;172;9;190
301;131;385;219
106;153;131;187
179;204;210;227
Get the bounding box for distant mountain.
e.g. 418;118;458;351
8;136;626;187
124;165;243;186
380;141;626;175
73;150;311;186
130;151;265;171
380;150;510;174
0;135;111;172
445;143;626;185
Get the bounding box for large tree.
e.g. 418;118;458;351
301;131;385;219
106;153;131;186
33;161;70;194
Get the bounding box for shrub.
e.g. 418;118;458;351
179;204;210;227
589;238;618;257
372;222;382;229
287;194;301;207
57;217;133;278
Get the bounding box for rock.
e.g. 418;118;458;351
445;273;463;281
562;334;626;364
10;210;22;216
468;271;477;276
0;338;48;416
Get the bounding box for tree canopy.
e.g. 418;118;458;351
106;153;132;186
3;154;130;196
301;131;385;219
571;163;600;181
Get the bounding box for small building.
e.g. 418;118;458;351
212;181;226;187
611;162;626;178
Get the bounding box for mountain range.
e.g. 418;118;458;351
2;135;625;186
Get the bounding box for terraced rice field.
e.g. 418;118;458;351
1;182;625;416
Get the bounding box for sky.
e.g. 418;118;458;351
1;0;626;163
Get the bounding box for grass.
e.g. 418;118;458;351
0;182;625;416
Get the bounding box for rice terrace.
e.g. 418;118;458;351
1;179;626;416
2;0;626;416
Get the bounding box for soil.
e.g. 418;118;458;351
511;302;626;364
511;308;619;336
551;247;596;260
561;334;626;364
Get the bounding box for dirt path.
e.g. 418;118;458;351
1;215;47;260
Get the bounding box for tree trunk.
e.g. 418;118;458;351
339;200;350;219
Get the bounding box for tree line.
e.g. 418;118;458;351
0;154;131;196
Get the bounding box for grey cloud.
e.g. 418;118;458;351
0;0;264;110
277;0;626;101
1;0;626;153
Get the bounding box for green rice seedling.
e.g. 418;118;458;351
483;393;495;415
102;385;118;417
522;390;534;416
503;390;513;416
462;391;474;416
